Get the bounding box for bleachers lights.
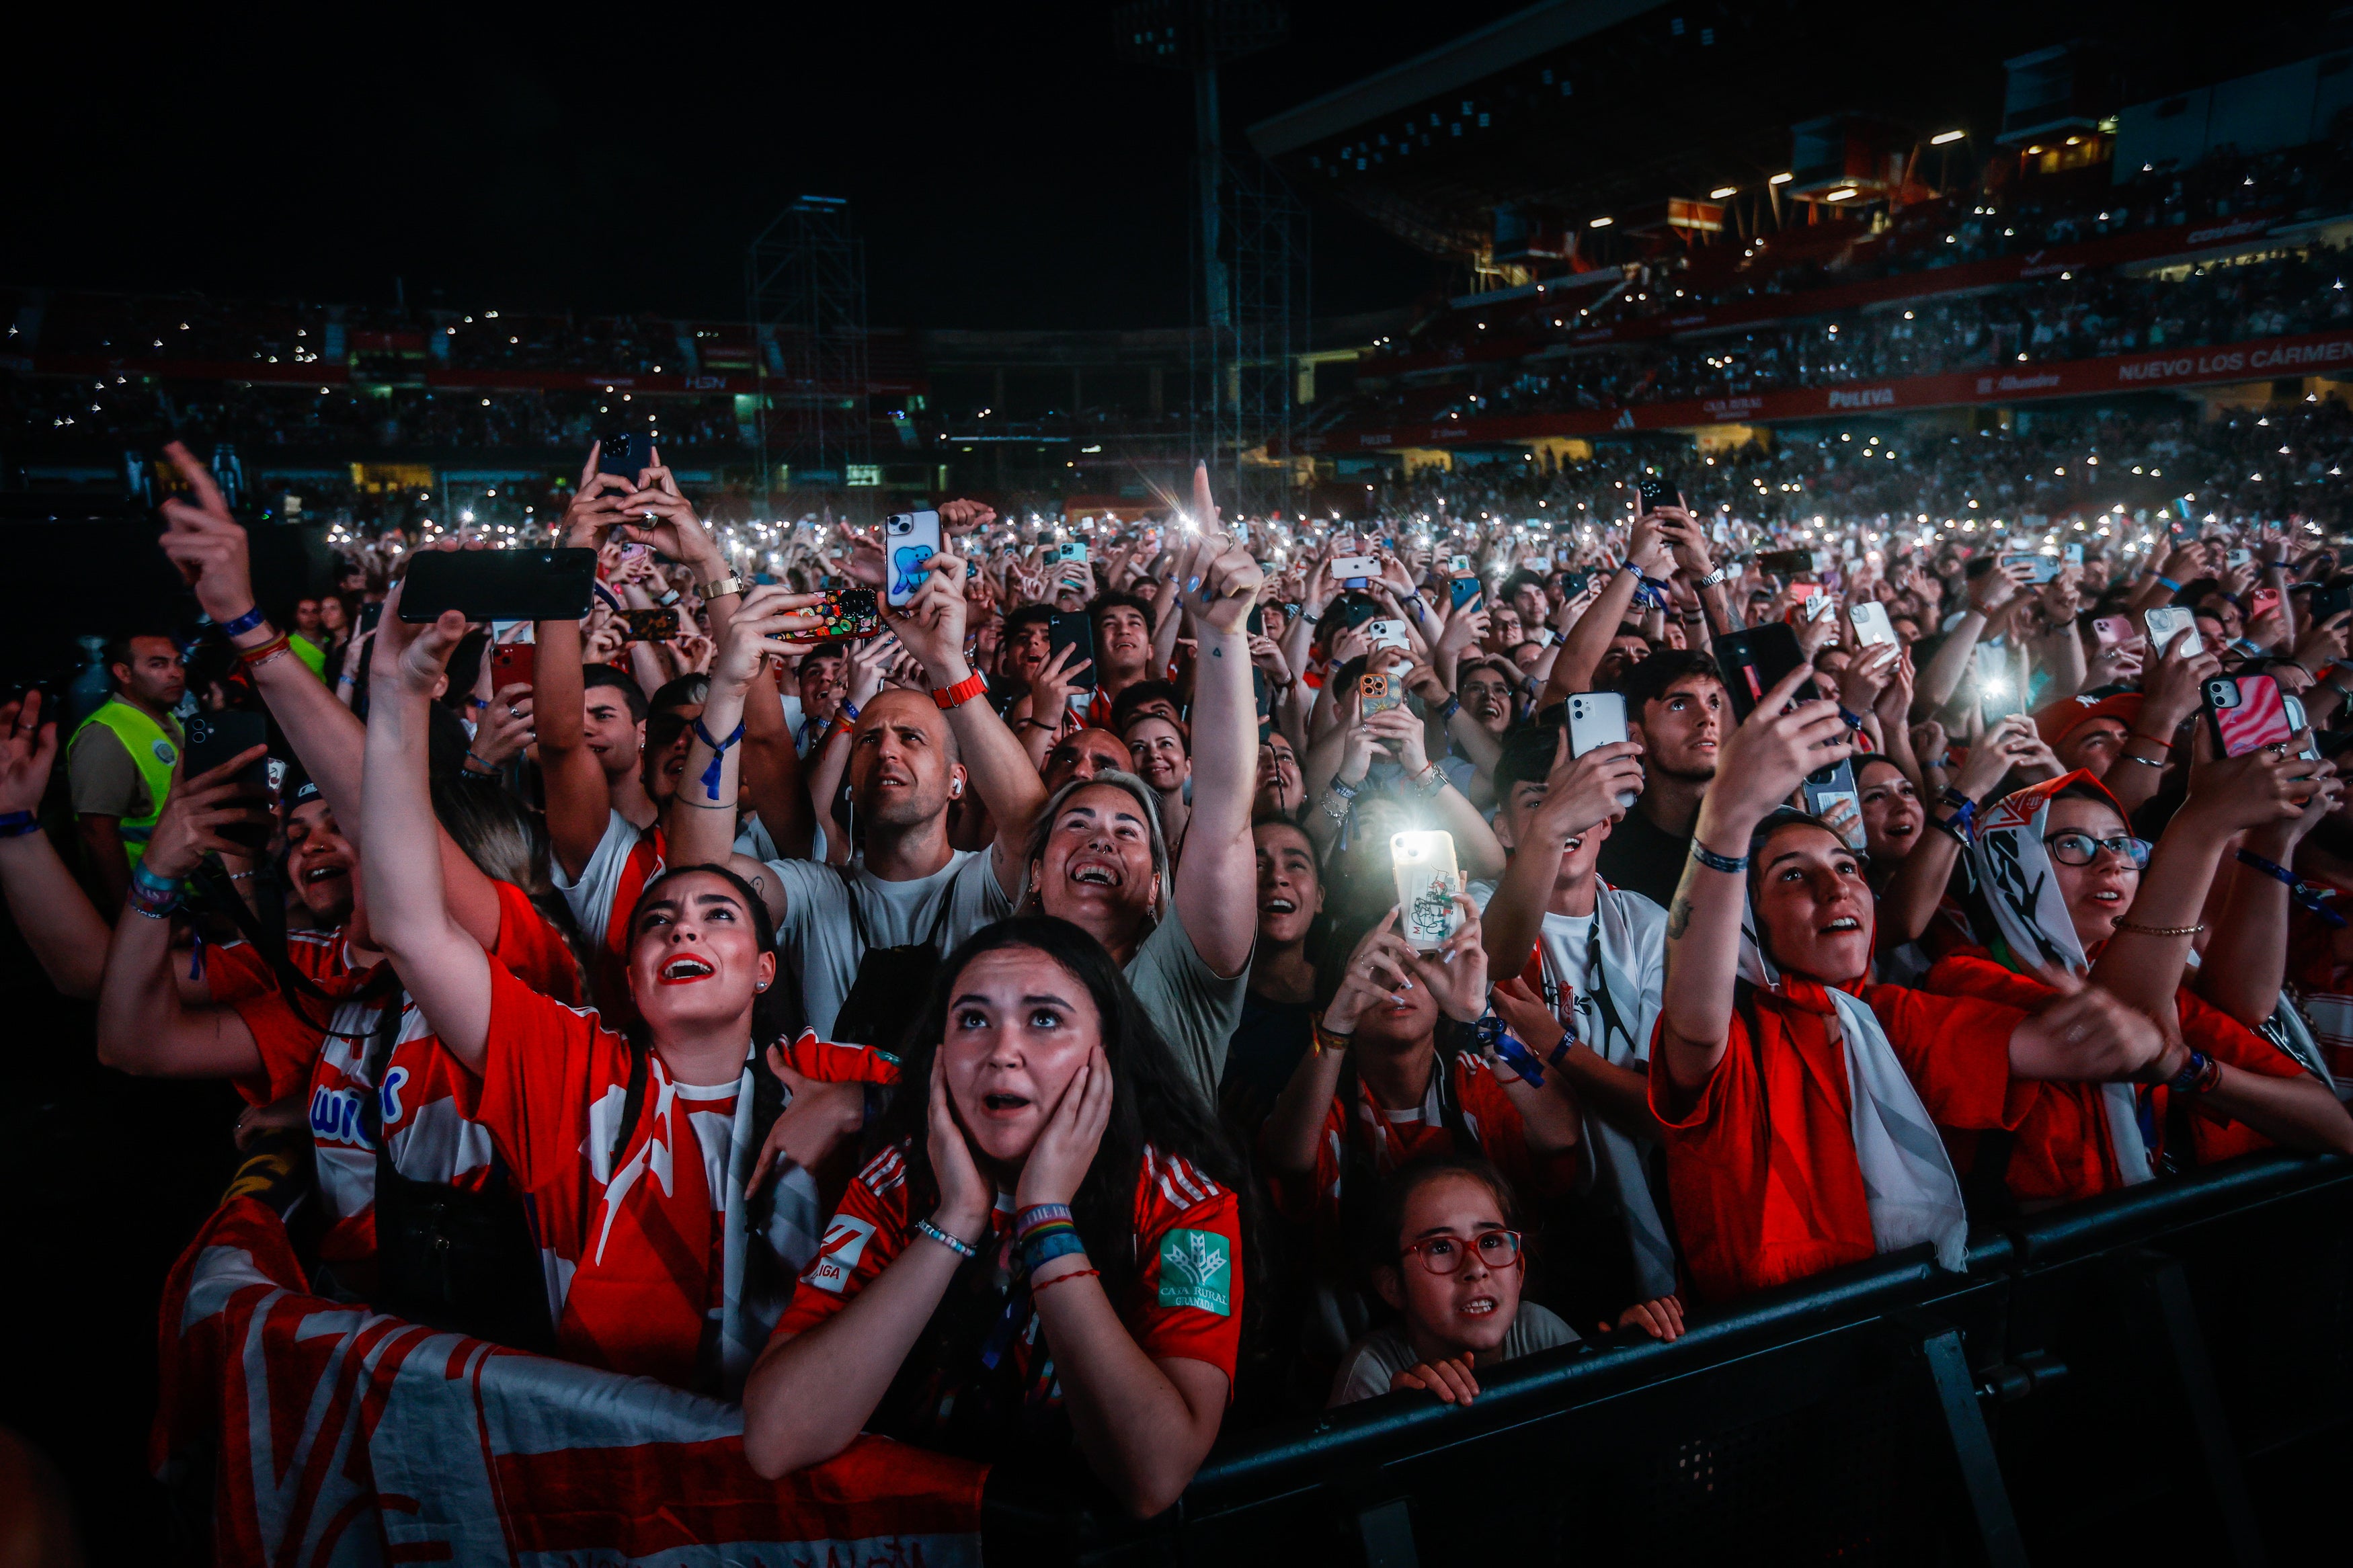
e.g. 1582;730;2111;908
1826;188;1858;202
1931;130;1966;145
1769;172;1793;185
1710;185;1738;199
1589;216;1613;227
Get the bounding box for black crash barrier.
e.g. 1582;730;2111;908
982;1152;2353;1567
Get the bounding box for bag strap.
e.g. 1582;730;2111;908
610;1040;652;1167
836;861;873;958
360;984;406;1177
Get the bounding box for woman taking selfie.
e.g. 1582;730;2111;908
742;918;1247;1518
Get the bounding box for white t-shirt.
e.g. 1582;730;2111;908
550;809;657;962
764;850;1015;1038
1328;1303;1579;1405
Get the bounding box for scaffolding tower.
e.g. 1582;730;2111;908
746;196;871;509
1115;1;1309;520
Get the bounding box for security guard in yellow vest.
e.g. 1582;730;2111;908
68;634;186;909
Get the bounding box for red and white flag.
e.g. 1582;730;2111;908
155;1197;987;1565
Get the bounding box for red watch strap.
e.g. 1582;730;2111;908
931;671;988;710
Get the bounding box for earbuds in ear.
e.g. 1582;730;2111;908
950;778;964;796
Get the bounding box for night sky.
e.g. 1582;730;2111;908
10;3;1531;331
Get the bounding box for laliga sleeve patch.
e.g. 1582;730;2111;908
803;1214;878;1294
1156;1229;1232;1316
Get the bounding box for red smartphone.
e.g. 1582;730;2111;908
2091;616;2131;649
2247;587;2282;622
489;643;537;692
2204;675;2294;757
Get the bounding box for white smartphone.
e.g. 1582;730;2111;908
1364;618;1412;651
1390;831;1465;952
2284;694;2320;761
1848;601;1897;648
883;509;943;608
2145;606;2202;659
1447;553;1474;574
1330;554;1383;585
1567;691;1637;809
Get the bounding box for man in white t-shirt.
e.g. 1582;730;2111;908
1480;720;1680;1301
674;501;1047;1042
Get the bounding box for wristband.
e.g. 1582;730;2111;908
930;670;988;710
2155;574;2182;593
1021;1226;1088;1274
1927;813;1972;847
914;1218;980;1260
654;588;682;608
699;575;746;600
0;811;38;839
690;717;746;800
1311;1012;1353;1057
1689;840;1749;874
1439;696;1462;723
1328;774;1362;800
1318;786;1353;823
131;860;184;896
2237;848;2350;929
2167;1048;2221;1096
1015;1203;1074;1235
218;606;269;638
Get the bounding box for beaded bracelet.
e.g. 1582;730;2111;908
914;1218;978;1260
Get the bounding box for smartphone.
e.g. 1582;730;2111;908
2145;606;2202;659
1977;641;2024;721
1047;610;1096;692
488;643;538;692
815;588;883;640
398;548;598;623
2282;694;2321;761
1562;571;1591;599
1053;541;1090;565
1712;622;1812;727
1330;554;1382;588
1999;552;2059;584
1447;553;1474;575
2206;675;2295;757
619;607;680;642
1636;476;1673;511
883;509;943;608
358;602;383;635
596;433;655;480
2248;586;2282;622
2228;547;2253;569
1848;601;1897;648
1390;830;1465;952
1449;577;1482;610
183;710;273;852
2091;615;2131;649
1566;691;1636;809
2311;583;2352;623
1759;548;1820;577
2063;543;2084;567
1360;671;1404;717
1804;759;1867;850
1364;618;1412;652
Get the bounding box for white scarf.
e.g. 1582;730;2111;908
1969;777;2154;1186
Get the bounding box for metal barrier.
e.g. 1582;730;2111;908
983;1153;2353;1566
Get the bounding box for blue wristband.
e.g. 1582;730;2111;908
130;860;184;895
1022;1229;1089;1274
2155;575;2182;593
218;606;269;638
0;811;38;839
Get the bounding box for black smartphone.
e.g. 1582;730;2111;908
1637;476;1672;511
183;710;274;852
1246;604;1266;637
398;548;598;623
597;434;655;480
2311;582;2352;623
1047;610;1098;693
1758;548;1821;578
619;607;680;642
358;602;383;634
1712;622;1812;728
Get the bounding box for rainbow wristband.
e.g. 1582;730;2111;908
1014;1203;1074;1235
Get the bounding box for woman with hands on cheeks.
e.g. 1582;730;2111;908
741;919;1247;1520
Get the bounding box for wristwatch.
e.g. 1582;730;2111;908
699;574;746;600
1697;566;1732;589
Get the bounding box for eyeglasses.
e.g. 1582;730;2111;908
1399;1229;1524;1276
2044;831;2151;868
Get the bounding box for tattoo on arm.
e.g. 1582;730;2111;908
1666;896;1693;940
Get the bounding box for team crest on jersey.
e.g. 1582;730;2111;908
153;739;177;766
1157;1229;1231;1316
804;1214;878;1293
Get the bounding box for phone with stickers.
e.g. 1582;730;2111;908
883;509;942;608
1359;670;1404;717
1390;830;1464;952
814;588;883;640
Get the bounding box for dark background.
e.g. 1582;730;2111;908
6;2;1536;330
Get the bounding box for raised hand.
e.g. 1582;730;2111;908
156;442;257;624
0;692;58;817
714;585;828;694
471;684;536;768
141;747;273;880
1324;911;1419;1034
883;550;973;681
1705;663;1854;831
370;577;470;699
559;445;636;549
1404;896;1489;1022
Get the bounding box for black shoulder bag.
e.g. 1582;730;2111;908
362;995;557;1352
828;862;958;1048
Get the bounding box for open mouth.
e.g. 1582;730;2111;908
1821;916;1862;934
1069;860;1123;888
2092;889;2125;905
301;865;348;886
1459;1296;1499;1317
657;956;715;985
1261;897;1297;915
981;1091;1032;1114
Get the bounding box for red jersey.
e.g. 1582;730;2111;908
1262;1049;1575;1231
1649;984;2032;1305
772;1141;1242;1459
2287;896;2353;1085
459;958;750;1391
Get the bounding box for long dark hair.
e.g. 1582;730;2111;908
871;917;1246;1304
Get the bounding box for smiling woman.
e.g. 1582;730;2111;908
740;917;1248;1518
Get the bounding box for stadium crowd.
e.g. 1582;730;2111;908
4;416;2352;1540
